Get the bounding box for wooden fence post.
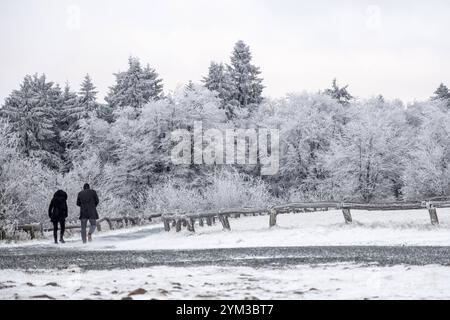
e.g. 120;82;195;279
206;217;212;226
269;209;277;228
187;219;195;233
427;203;439;226
342;208;352;224
104;218;113;230
219;215;231;231
199;218;204;227
163;219;171;232
176;220;182;232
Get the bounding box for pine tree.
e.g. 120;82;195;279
203;62;236;119
62;75;99;129
106;57;163;111
228;41;264;110
58;83;81;170
78;74;99;114
60;83;79;130
185;80;195;94
142;63;164;101
0;74;62;169
324;79;353;105
431;83;450;109
203;62;233;100
432;83;450;100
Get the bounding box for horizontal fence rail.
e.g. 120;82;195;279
161;200;450;233
15;214;162;240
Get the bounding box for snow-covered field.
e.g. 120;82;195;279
2;209;450;250
1;263;449;300
77;209;450;251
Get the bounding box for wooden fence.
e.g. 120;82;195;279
15;214;162;240
10;199;450;239
161;200;450;233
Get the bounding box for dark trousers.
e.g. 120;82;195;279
81;219;97;243
53;220;65;242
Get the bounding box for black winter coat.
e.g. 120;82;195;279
77;189;99;220
48;190;68;223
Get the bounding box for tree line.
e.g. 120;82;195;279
1;40;450;236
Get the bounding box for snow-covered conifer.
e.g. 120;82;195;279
228;41;264;111
1;74;62;169
106;57;163;111
324;79;353;105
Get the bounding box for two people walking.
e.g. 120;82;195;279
48;183;99;244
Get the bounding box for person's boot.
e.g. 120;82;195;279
88;233;92;242
60;237;65;244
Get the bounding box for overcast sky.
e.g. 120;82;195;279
1;0;449;104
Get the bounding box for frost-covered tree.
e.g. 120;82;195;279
60;76;102;170
98;84;227;207
55;83;79;171
106;57;163;111
0;119;59;237
203;62;235;119
228;41;264;111
253;93;346;199
0;74;63;169
324;79;353;106
185;80;195;93
324;101;408;202
203;62;231;97
78;74;99;115
103;106;169;202
0;120;22;237
60;83;78;131
432;83;450;100
402;107;450;199
431;83;450;109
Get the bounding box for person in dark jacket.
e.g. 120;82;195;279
77;183;99;244
48;190;68;244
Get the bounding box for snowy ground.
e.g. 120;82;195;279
1;209;450;300
1;263;450;300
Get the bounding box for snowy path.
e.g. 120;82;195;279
1;245;450;270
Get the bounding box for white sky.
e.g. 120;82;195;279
1;0;449;104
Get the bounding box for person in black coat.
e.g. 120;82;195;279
48;190;68;244
77;183;99;243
